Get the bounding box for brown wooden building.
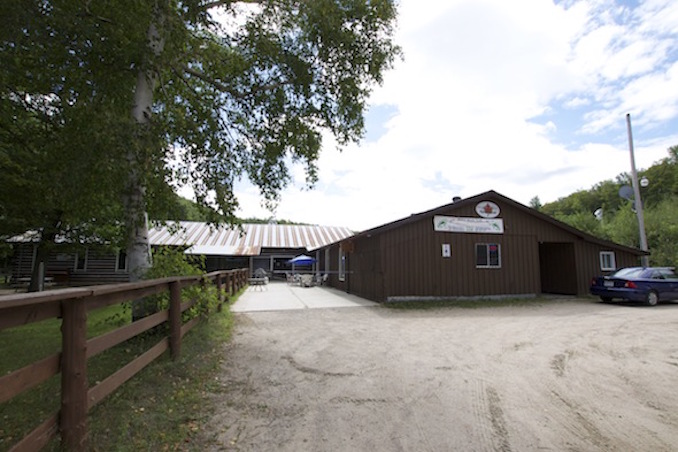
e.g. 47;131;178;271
8;222;353;286
315;190;645;302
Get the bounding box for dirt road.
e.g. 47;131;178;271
199;300;678;451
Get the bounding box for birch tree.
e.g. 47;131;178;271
1;1;175;290
125;0;400;282
2;1;400;293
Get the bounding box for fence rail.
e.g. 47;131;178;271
0;268;249;451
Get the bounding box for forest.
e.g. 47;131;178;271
534;145;678;266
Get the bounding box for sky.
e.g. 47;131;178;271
220;0;678;231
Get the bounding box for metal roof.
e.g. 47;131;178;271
148;222;354;256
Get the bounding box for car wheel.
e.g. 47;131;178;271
645;291;659;307
600;296;613;302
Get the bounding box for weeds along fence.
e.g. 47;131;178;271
0;268;248;451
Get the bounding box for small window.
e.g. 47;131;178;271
476;243;501;268
599;252;616;271
338;248;346;281
116;250;128;272
56;253;70;262
74;249;87;272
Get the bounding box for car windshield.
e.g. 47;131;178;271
612;268;645;278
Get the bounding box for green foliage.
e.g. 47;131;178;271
155;0;401;217
145;246;204;279
1;0;400;281
637;146;678;208
0;295;240;450
239;217;308;225
542;146;678;265
84;306;237;451
541;179;625;219
643;197;678;266
157;196;219;222
553;211;606;238
144;247;218;319
602;206;640;248
0;304;132;448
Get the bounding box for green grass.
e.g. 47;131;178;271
383;296;550;310
0;291;241;452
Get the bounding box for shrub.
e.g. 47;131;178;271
142;247;219;321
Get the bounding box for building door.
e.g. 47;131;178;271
539;242;577;295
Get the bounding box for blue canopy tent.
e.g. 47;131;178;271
288;254;317;286
288;254;316;265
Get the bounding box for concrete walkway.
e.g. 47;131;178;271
231;280;378;312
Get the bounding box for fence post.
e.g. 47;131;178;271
216;274;223;312
60;298;88;450
169;281;181;360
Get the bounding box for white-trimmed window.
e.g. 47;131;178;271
74;249;88;272
476;243;501;268
338;248;346;281
599;251;616;271
116;250;128;272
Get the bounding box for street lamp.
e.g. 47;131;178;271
626;114;649;267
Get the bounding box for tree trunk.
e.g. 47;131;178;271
28;248;46;292
127;18;164;319
28;217;61;292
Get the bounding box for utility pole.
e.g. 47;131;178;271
626;113;649;267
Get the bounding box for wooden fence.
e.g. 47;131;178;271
0;268;249;451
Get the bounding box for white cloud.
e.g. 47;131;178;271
229;0;678;231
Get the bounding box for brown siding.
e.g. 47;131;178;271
574;240;640;295
69;251;129;285
348;235;383;301
337;193;643;302
11;245;129;286
376;213;542;300
11;244;34;280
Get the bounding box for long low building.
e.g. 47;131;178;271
8;222;354;286
7;190;647;298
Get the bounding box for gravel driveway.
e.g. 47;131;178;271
200;299;678;451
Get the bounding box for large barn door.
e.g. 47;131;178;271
539;242;577;295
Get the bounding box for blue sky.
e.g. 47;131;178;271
228;0;678;231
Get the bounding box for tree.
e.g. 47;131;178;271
530;146;678;266
0;1;178;290
529;196;542;210
552;211;606;239
638;145;678;208
1;1;400;296
643;197;678;266
123;0;400;282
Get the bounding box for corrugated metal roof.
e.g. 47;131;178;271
148;222;354;256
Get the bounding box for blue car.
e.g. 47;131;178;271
590;267;678;306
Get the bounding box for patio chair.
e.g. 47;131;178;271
300;274;314;287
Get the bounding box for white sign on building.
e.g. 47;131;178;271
433;215;504;234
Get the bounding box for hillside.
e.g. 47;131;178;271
535;145;678;266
